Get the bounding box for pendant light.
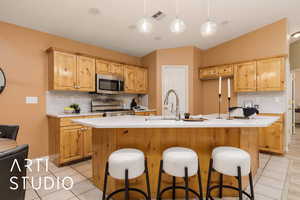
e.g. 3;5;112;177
201;0;217;37
137;0;153;34
170;0;186;34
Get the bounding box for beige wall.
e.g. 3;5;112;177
0;21;141;158
290;40;300;69
199;18;287;114
202;19;288;67
141;51;157;109
142;46;202;115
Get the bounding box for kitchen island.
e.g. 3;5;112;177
73;115;279;199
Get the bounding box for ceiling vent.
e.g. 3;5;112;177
152;11;166;21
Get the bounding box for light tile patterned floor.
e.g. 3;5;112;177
25;139;298;200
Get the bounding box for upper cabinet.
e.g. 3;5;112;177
48;48;148;94
256;57;285;91
95;59;124;77
77;56;96;91
199;65;233;80
234;61;257;92
234;57;285;92
48;49;95;91
124;65;148;94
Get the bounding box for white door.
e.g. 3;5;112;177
161;65;189;116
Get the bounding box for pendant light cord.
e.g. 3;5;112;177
176;0;179;17
144;0;146;16
208;0;211;20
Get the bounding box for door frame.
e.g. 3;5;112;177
161;65;189;115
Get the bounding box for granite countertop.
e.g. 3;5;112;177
134;109;156;113
72;115;279;129
47;112;104;118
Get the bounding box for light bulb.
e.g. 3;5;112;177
201;20;217;37
137;17;153;34
170;18;186;34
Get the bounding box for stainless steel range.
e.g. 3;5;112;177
91;98;134;117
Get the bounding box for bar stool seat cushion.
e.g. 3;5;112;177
163;147;198;177
108;148;145;180
212;146;251;176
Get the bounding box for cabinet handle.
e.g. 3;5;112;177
123;130;129;134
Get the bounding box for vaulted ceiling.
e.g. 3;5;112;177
0;0;299;56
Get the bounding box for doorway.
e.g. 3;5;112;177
161;65;189;116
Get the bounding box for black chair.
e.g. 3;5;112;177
0;125;20;140
0;144;29;200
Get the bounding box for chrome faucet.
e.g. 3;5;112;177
163;89;181;120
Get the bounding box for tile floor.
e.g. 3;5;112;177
25;131;300;200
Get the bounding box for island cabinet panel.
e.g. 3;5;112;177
259;113;284;154
51;51;77;90
256;57;285;91
77;56;96;91
124;65;148;94
48;49;96;92
92;127;259;199
48;115;101;166
234;61;257;92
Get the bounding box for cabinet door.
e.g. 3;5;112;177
259;122;283;154
110;63;124;77
234;62;257;92
124;66;137;92
53;51;77;90
218;65;233;77
83;127;93;157
96;59;110;74
77;56;95;91
60;127;84;163
136;67;148;93
257;57;285;91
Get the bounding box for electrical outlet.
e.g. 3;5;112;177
26;96;38;104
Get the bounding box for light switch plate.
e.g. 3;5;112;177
26;96;38;104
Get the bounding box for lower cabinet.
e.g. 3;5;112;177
48;115;100;166
60;126;84;163
259;113;284;154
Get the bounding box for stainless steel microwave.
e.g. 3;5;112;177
96;74;124;94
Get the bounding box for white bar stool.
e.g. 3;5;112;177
102;148;151;200
157;147;203;200
206;146;255;200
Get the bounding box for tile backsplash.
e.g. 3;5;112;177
46;91;148;114
237;91;286;113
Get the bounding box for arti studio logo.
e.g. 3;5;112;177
9;158;74;191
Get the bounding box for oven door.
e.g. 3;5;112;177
96;74;124;94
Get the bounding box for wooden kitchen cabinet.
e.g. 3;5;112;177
48;115;101;166
48;49;96;92
199;65;233;80
234;61;257;92
83;127;93;157
124;65;148;94
96;59;124;77
50;51;77;90
60;126;84;163
257;57;285;91
77;56;96;91
259;113;284;154
135;67;148;93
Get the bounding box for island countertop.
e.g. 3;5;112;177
72;114;279;128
